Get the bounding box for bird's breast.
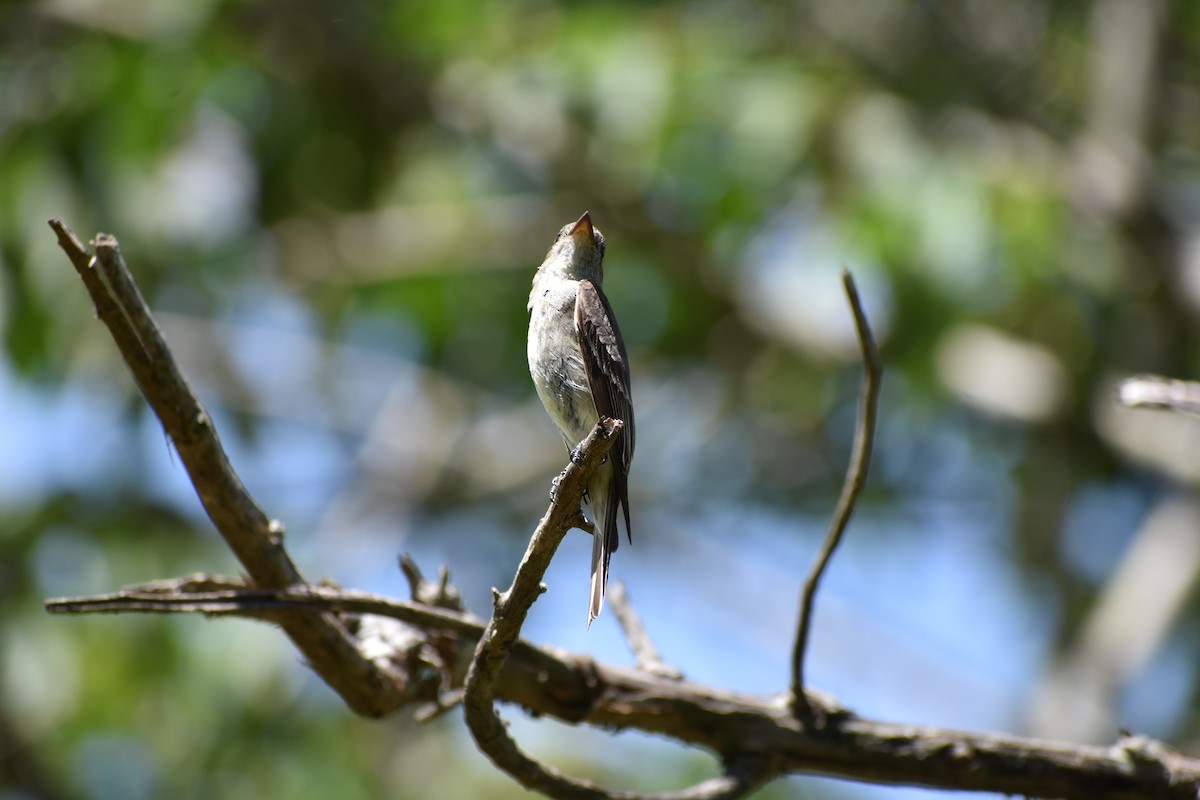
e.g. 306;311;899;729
528;281;597;444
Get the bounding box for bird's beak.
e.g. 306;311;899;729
569;211;593;240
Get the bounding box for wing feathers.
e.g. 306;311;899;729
574;280;635;474
576;279;634;623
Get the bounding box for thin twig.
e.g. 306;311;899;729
791;270;882;719
48;218;405;717
398;555;464;611
608;582;682;680
46;581;483;635
1116;374;1200;415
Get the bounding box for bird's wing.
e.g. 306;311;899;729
575;280;634;466
575;279;634;541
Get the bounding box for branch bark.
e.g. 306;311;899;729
458;419;766;800
47;579;1200;799
48;218;407;717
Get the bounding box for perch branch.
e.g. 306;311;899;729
791;269;882;718
462;418;766;800
47;577;1200;800
48;218;404;717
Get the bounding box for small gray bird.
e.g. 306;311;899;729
527;211;634;625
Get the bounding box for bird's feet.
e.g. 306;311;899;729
549;466;573;502
549;469;591;503
572;508;596;535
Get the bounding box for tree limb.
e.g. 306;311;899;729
46;578;1200;799
460;418;765;800
48;218;406;717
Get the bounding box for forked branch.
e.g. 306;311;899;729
47;576;1200;799
48;218;405;717
460;418;767;800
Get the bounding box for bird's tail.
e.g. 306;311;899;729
587;477;619;627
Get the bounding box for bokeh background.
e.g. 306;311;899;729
4;1;1200;798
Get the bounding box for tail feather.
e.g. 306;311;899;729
588;528;607;627
586;472;620;626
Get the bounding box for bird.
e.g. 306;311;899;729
527;211;634;626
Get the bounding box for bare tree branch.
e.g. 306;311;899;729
399;555;465;611
45;222;1200;799
1117;374;1200;416
47;577;1200;800
461;418;763;800
48;218;406;718
791;269;882;718
608;582;682;680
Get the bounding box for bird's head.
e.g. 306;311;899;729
539;211;606;282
